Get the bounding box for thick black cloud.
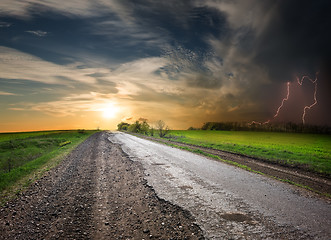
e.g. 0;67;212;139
1;0;330;125
117;0;227;51
253;0;331;81
0;10;163;65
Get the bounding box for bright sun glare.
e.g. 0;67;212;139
101;104;119;119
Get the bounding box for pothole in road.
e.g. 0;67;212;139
220;212;252;222
179;185;193;190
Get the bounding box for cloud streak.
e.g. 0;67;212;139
25;30;48;37
0;91;16;96
0;21;11;27
0;0;330;131
0;46;104;85
10;92;120;116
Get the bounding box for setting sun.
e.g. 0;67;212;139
101;104;119;119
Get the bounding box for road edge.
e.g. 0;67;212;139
125;132;331;200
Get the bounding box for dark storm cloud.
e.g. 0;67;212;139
253;0;331;81
0;21;11;27
1;0;329;83
0;15;85;64
115;0;226;50
0;0;228;88
111;0;228;88
0;10;161;65
1;0;330;127
108;0;331;89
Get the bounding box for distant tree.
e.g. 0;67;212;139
156;120;170;138
150;127;154;136
77;129;86;134
140;120;150;135
117;122;130;131
128;121;141;133
119;119;151;135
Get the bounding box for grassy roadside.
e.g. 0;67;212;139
164;141;261;173
128;133;331;198
0;130;63;143
164;142;330;198
165;130;331;176
0;130;97;205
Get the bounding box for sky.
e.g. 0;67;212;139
0;0;331;132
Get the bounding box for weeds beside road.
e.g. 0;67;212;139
0;131;204;239
156;130;331;177
128;131;331;198
0;130;97;205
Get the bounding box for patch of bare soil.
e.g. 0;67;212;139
135;134;331;198
0;132;204;239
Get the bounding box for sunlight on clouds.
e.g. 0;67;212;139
98;103;120;119
0;46;106;85
8;91;127;126
0;0;95;18
0;91;16;96
1;44;262;129
113;57;169;79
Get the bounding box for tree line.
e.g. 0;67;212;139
199;121;331;134
118;119;330;135
117;119;170;137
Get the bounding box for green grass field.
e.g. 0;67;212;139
0;130;97;201
167;130;331;176
0;130;64;142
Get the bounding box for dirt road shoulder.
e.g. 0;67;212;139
0;131;204;239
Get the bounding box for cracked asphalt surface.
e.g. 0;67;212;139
1;131;330;239
113;132;331;239
0;131;204;239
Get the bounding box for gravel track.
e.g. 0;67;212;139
0;131;204;239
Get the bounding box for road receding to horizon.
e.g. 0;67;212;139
0;131;204;239
1;131;330;239
112;131;331;239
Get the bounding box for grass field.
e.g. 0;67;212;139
0;130;63;143
0;130;97;201
167;130;331;176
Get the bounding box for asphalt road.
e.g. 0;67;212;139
111;132;331;239
0;132;204;240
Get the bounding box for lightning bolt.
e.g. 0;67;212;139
296;73;318;125
250;73;318;125
270;81;291;120
249;81;290;125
